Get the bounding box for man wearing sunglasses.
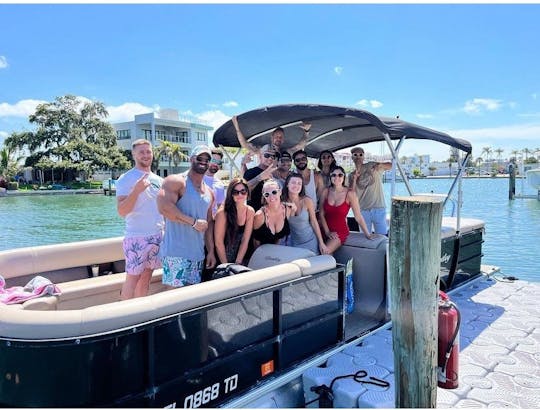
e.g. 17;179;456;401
292;150;318;209
348;146;393;235
232;115;311;156
157;145;216;288
243;144;278;211
203;149;225;216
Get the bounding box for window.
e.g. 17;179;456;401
116;129;131;140
176;131;190;144
143;129;152;139
155;130;166;141
196;132;206;142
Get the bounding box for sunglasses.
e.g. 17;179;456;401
331;173;344;178
352;152;364;157
195;155;210;163
232;188;247;196
263;190;280;198
294;156;308;162
263;152;276;159
211;158;223;165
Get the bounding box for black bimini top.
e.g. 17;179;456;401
212;103;472;156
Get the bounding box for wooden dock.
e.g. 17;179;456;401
302;270;540;408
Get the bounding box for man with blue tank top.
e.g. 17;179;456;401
157;145;216;287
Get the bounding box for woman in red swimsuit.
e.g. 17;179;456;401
319;166;372;253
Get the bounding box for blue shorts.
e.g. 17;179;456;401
123;232;162;275
161;256;204;288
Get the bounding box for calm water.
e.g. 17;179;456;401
1;178;539;282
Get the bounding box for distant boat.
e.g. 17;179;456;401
526;168;540;191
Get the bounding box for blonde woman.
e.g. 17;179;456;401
214;177;255;265
252;179;294;249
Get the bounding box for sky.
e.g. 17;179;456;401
1;3;540;161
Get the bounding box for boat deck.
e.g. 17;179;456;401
302;270;540;408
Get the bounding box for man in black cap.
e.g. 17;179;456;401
273;150;292;188
243;144;278;211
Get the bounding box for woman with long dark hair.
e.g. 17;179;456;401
214;177;255;264
315;150;337;199
282;173;330;255
319;165;372;253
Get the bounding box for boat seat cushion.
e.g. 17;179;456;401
0;237;124;282
248;244;316;270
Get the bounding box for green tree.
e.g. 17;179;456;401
0;146;21;180
5;95;130;182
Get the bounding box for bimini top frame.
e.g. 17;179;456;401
213;103;472;232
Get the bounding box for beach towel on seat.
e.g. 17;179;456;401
0;274;61;304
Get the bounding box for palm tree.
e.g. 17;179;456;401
494;148;504;165
154;140;189;175
0;146;20;180
522;148;531;161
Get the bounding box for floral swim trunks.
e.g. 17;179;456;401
161;256;204;288
123;232;162;276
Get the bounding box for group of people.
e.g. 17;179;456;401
115;117;392;300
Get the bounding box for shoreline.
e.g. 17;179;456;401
1;189;103;197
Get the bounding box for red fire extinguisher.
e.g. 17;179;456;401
438;290;461;389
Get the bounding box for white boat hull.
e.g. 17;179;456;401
526;168;540;190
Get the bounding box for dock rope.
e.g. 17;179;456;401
305;369;390;407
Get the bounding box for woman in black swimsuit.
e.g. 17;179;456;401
252;179;295;249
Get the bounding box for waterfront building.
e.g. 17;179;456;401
112;109;213;177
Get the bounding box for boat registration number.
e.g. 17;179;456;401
164;374;239;408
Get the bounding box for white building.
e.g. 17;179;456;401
112;109;213;177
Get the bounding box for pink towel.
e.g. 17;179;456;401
0;275;61;304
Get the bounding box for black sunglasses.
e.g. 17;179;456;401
232;188;247;196
263;152;276;159
353;152;364;157
263;190;280;198
294;156;307;162
331;173;344;178
195;155;210;162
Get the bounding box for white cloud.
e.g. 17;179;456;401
462;98;502;114
0;99;47;117
223;101;238;108
532;93;537;100
0;56;7;69
416;113;434;119
105;102;157;123
334;66;343;75
195;110;230;132
356;99;383;109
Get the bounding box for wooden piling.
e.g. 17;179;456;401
389;195;444;408
508;162;516;200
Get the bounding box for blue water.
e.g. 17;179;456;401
1;178;539;282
